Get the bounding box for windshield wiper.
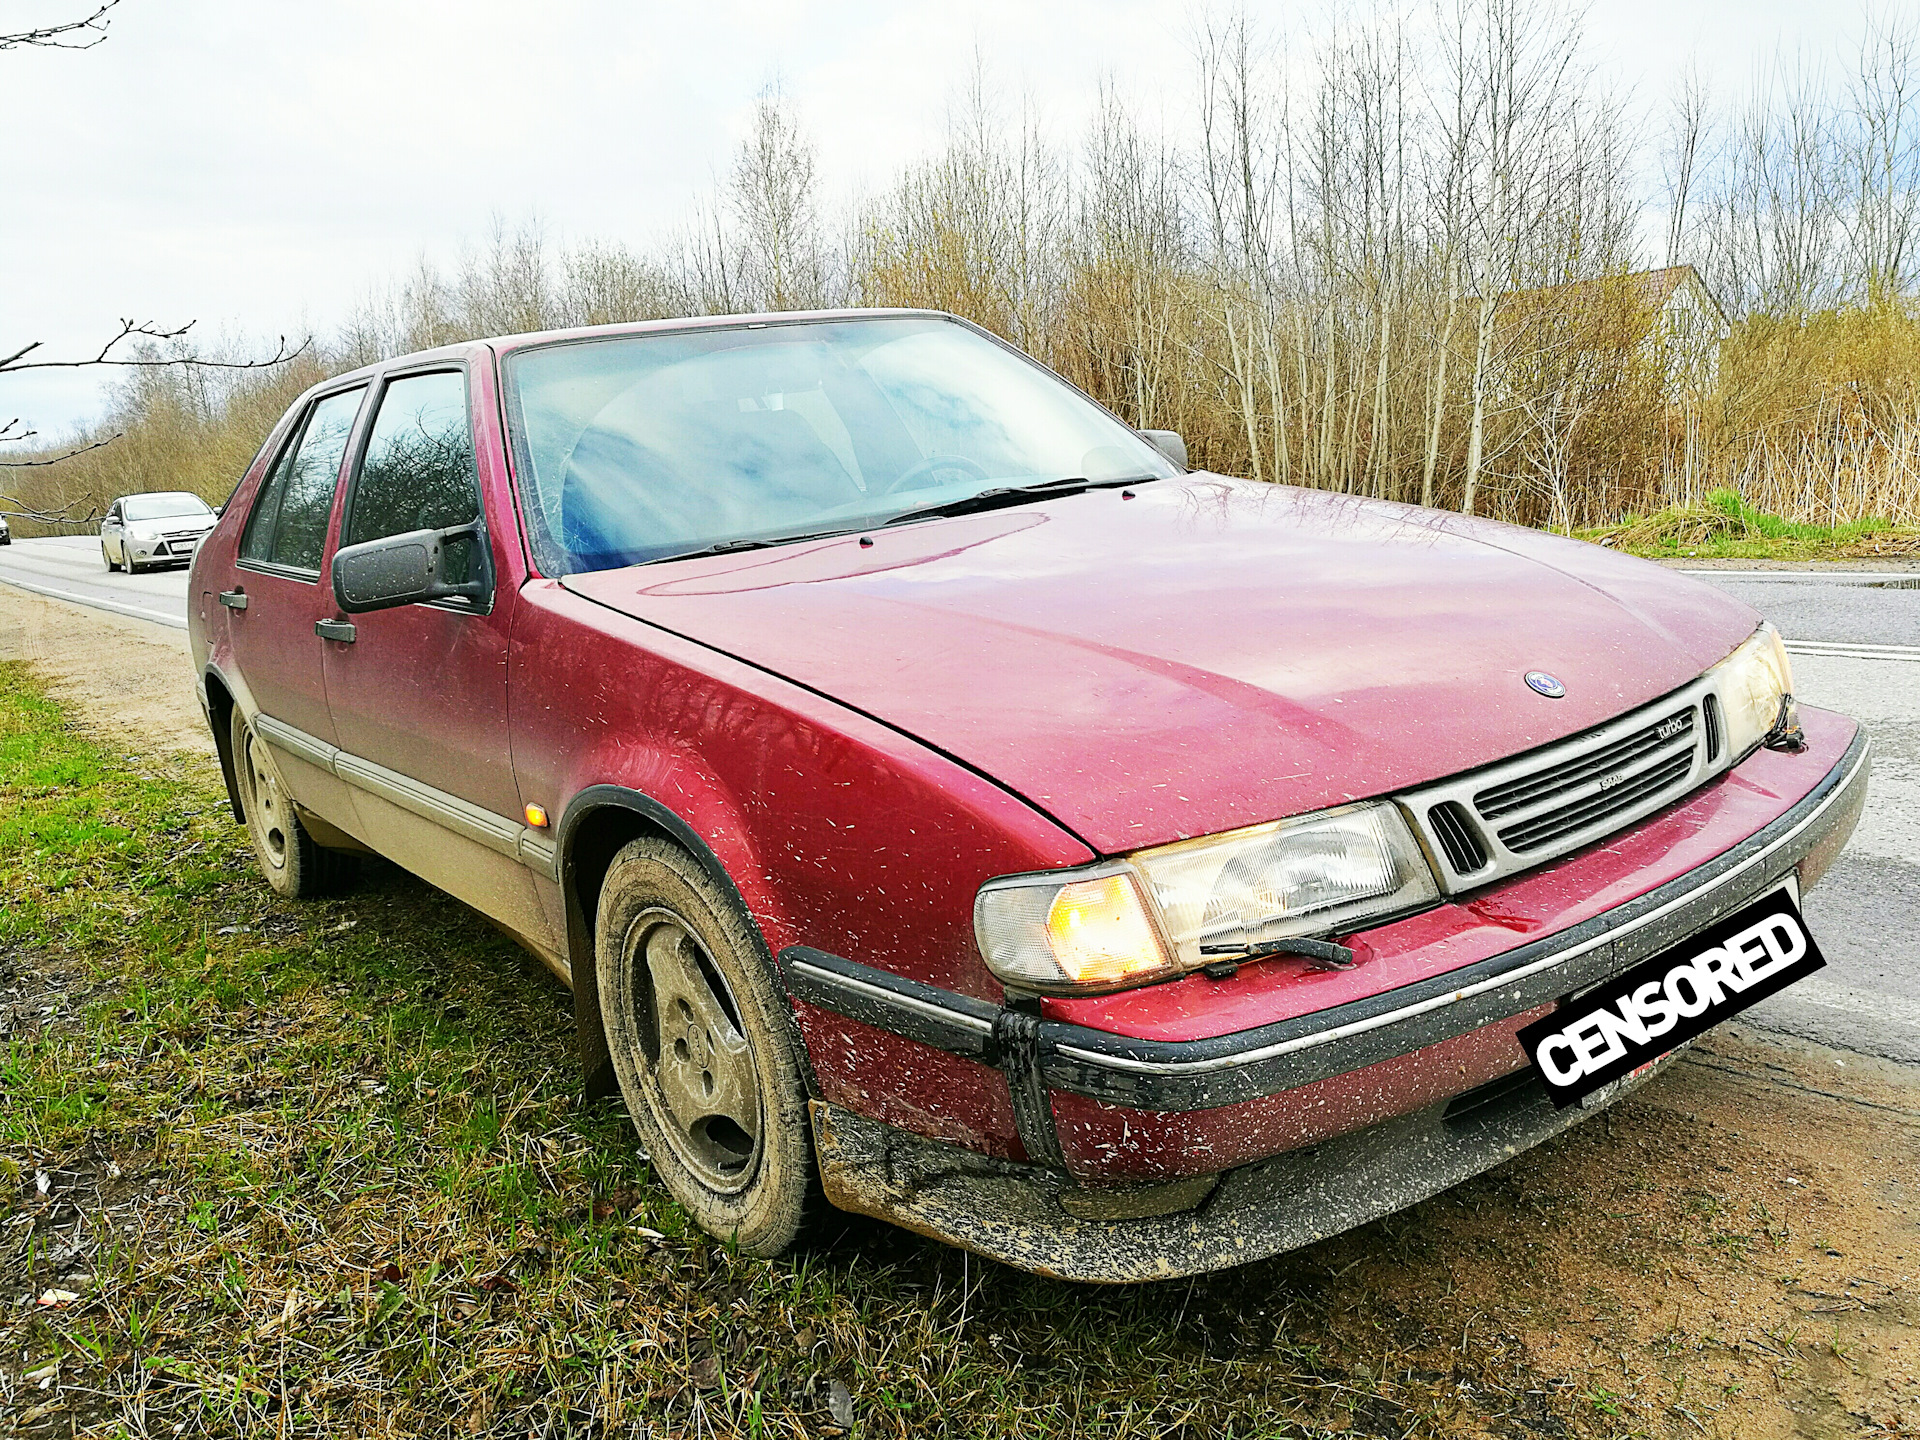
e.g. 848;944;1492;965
882;475;1155;527
648;527;860;565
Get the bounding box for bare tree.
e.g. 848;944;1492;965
1844;7;1920;306
3;0;308;509
729;83;833;311
2;323;307;472
1663;68;1711;270
1;0;119;50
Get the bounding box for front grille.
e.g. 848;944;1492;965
1473;706;1699;858
1495;746;1696;852
1474;708;1694;820
1428;800;1489;874
1400;679;1720;895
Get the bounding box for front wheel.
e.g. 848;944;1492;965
103;544;119;573
596;838;817;1255
229;708;357;899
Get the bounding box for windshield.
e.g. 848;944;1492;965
502;316;1180;574
123;493;213;523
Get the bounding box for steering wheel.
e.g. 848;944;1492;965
881;453;990;496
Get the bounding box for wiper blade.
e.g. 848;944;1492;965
649;527;858;564
883;475;1153;527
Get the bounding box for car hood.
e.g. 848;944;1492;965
563;476;1760;854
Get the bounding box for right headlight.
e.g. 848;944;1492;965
1709;622;1795;758
974;801;1440;996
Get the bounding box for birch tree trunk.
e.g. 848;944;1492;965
1421;288;1459;507
1462;293;1497;515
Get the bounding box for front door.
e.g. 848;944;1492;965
318;366;554;958
101;502;124;566
225;385;369;830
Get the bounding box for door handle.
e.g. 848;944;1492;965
315;618;357;643
219;589;248;610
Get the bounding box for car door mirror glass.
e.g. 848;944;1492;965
332;522;492;614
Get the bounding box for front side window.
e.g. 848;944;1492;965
344;370;481;586
240;388;366;573
502;316;1179;574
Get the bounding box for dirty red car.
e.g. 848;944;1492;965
186;311;1869;1282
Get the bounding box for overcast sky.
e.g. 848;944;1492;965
4;0;1872;442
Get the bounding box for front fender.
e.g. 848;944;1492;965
511;579;1094;1158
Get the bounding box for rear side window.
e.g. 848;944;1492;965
239;387;366;573
343;371;481;584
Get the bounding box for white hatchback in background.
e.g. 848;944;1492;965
102;492;218;573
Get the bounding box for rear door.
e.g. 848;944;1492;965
319;365;555;957
226;385;369;825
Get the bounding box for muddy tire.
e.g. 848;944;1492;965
229;707;357;899
596;838;817;1256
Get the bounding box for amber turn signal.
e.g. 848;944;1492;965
524;804;549;828
1042;873;1170;987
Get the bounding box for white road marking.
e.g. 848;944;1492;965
1786;640;1920;663
0;570;188;628
0;534;190;628
1680;569;1920;587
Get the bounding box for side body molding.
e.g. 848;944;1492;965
252;713;558;881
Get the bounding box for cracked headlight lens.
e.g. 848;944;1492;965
974;801;1439;995
1711;622;1795;758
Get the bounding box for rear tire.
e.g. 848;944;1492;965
596;838;818;1256
230;708;358;899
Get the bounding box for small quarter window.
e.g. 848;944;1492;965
345;371;481;585
240;388;366;574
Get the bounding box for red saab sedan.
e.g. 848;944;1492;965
186;311;1868;1281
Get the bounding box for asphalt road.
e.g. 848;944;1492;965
0;533;189;629
1;535;1916;1061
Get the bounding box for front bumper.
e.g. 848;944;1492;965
789;724;1870;1280
811;1045;1684;1283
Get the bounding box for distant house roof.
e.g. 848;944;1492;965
1504;264;1729;331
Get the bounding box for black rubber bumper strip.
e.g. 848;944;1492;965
782;947;1001;1061
781;729;1870;1115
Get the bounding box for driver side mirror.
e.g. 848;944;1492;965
1142;429;1188;470
332;521;492;614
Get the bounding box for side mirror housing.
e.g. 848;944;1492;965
1142;429;1188;470
332;522;491;614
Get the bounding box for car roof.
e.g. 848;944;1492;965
114;490;211;504
318;307;953;389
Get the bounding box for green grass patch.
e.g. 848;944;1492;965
1579;487;1920;560
0;662;1638;1436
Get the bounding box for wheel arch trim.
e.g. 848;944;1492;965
553;784;805;1100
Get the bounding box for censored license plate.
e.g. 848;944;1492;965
1518;885;1825;1108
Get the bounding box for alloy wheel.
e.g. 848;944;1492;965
241;727;290;872
620;906;763;1193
